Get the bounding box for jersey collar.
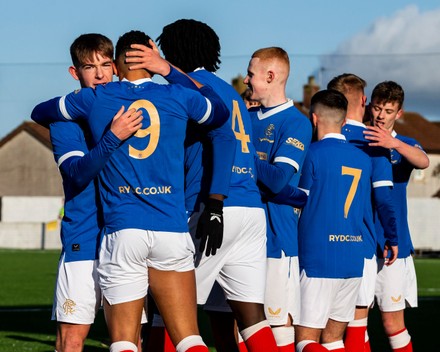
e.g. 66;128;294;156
322;133;346;141
121;78;153;84
345;118;366;128
391;130;397;137
257;99;294;120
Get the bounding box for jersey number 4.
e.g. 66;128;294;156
232;100;250;153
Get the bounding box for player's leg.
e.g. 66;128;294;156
56;323;91;352
321;277;362;351
52;255;100;352
148;268;207;351
265;256;300;351
147;230;208;351
144;300;175;352
215;207;277;352
295;326;326;352
104;297;145;347
376;257;416;352
321;319;348;352
203;284;240;352
98;229;152;352
344;256;377;352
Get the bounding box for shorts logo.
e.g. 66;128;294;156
63;299;76;315
391;295;402;303
267;307;281;316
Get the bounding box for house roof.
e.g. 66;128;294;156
0;121;52;150
394;112;440;153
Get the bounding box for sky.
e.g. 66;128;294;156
1;0;439;139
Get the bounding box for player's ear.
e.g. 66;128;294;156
311;112;318;127
68;66;80;81
267;70;274;83
361;95;367;108
112;61;117;76
395;108;404;121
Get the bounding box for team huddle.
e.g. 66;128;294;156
31;19;429;352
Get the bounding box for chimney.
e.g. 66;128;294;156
303;76;320;110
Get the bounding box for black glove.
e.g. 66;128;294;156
196;198;224;256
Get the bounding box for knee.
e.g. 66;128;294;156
60;336;85;352
381;313;405;336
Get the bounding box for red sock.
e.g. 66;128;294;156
239;341;249;352
241;322;278;352
364;331;371;352
344;326;366;352
147;326;175;352
389;328;412;352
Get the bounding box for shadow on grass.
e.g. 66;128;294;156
0;306;108;351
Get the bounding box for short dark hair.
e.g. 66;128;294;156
157;19;221;73
371;81;405;109
310;89;348;116
115;30;152;61
70;33;113;68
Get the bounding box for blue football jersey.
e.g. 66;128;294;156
250;101;312;258
375;132;424;258
48;78;222;233
342;119;395;258
185;69;262;212
50;121;102;262
298;134;372;278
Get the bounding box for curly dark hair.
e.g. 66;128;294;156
157;19;221;73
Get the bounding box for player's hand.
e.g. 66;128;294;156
383;243;398;266
196;198;224;256
110;106;143;141
363;125;399;149
125;40;171;76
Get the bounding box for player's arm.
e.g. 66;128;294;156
373;186;398;265
53;107;143;189
31;97;64;127
364;125;429;169
205;121;236;199
254;156;296;194
260;182;308;208
32;88;96;126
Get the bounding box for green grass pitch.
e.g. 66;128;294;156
0;249;438;351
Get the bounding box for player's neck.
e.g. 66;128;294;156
120;70;151;82
261;91;288;109
317;127;341;140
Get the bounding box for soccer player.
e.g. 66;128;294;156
244;46;312;351
32;30;231;352
364;81;429;352
50;33;143;352
295;89;372;352
128;19;278;352
327;73;398;352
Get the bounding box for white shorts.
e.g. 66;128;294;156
190;206;267;305
98;229;195;305
375;256;418;312
298;270;362;329
356;256;377;307
52;253;100;324
264;255;301;326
